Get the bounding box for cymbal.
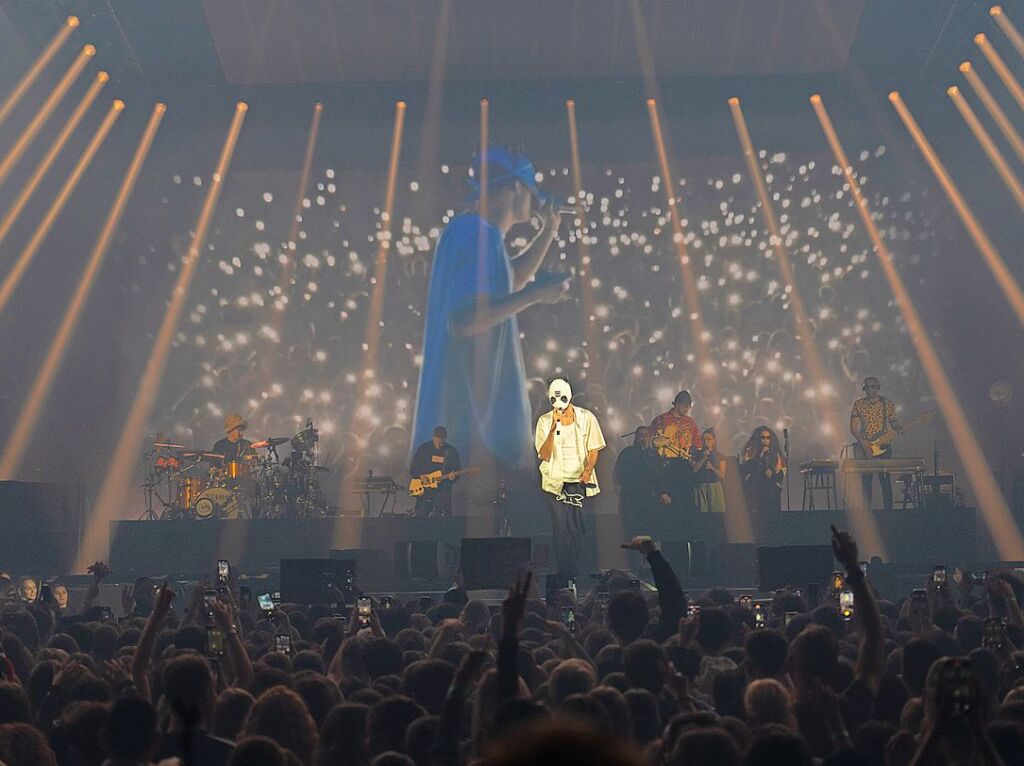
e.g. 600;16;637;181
183;450;225;460
251;437;290;449
154;442;186;450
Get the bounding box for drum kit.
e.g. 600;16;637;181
142;419;333;520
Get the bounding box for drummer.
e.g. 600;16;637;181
213;413;253;463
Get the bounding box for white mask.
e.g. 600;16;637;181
548;378;572;412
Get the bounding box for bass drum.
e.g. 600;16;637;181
193;486;242;520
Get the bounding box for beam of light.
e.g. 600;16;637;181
276;102;323;307
565;99;603;382
646;98;754;544
813;95;1024;560
975;33;1024;114
0;16;79;129
627;0;661;102
729;97;885;558
412;0;452;217
948;85;1024;211
0;71;107;252
0;103;165;479
77;103;248;568
0;98;123;318
336;101;405;542
990;6;1024;61
0;44;95;191
890;91;1024;330
960;61;1024;164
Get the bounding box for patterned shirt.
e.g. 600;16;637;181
648;411;703;459
851;397;897;442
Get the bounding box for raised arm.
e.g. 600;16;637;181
510;203;561;291
131;582;174;700
832;525;883;694
622;536;686;642
210;599;253;689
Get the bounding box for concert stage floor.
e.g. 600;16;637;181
107;506;980;590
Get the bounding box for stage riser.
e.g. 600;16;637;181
108;508;977;582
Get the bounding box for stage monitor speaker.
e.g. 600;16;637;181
393;541;442;582
757;545;835;592
711;543;758;587
280;558;355;604
461;537;531;590
660;540;708;578
330;549;394;592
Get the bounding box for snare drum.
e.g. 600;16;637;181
224;460;251;481
193;486;241;519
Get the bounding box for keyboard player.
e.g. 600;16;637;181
850;376;903;512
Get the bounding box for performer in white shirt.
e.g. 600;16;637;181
535;378;606;582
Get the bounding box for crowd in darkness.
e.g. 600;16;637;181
1;525;1023;765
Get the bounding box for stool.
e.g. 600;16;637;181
800;460;839;510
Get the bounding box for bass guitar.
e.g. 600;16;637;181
865;410;934;457
409;466;479;496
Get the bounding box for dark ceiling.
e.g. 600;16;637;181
0;0;1015;93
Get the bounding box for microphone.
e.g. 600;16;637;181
537;190;578;216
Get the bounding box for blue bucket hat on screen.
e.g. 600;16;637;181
465;145;545;202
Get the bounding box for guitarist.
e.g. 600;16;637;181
410;426;462;517
850;377;903;512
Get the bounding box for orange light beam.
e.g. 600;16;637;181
337;101;405;531
890;91;1024;329
948;85;1024;211
565;99;603;381
356;100;406;410
647;98;753;544
276;102;323;307
975;33;1024;113
960;61;1024;164
990;6;1024;61
78;102;247;567
813;94;1024;560
0;99;123;318
644;100;715;387
412;0;452;215
0;16;79;129
729;97;884;557
0;44;95;190
0;103;165;478
0;71;107;252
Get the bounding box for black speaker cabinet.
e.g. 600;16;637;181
757;545;835;592
460;537;531;590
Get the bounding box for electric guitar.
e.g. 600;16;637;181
408;466;479;496
865;410;934;457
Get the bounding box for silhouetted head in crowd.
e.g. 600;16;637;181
606;592;648;646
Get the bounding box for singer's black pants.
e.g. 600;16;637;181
547;484;588;580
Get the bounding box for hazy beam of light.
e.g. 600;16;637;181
0;71;108;252
646;98;754;543
990;6;1024;61
960;61;1024;164
0;44;95;190
412;0;452;216
0;99;123;318
336;101;405;538
890;91;1024;330
0;103;165;478
729;97;885;558
975;33;1024;114
0;16;79;129
947;85;1024;211
813;95;1024;560
565;99;603;382
276;102;323;305
77;103;248;568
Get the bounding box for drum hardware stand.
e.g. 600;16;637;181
783;427;791;511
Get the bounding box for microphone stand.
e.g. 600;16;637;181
784;428;791;511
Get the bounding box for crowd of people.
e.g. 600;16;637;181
1;525;1023;765
125;143;947;486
